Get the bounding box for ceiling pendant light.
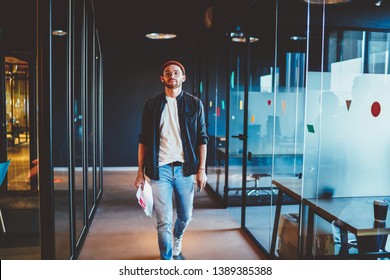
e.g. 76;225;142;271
229;32;259;43
304;0;352;4
375;0;382;6
145;33;177;40
52;29;68;36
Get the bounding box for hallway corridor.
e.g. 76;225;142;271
78;169;268;260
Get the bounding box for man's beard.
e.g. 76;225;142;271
164;80;181;89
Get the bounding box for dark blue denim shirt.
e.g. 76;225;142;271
138;91;208;180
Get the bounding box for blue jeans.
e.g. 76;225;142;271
151;165;194;260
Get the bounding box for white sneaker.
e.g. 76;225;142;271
173;237;182;257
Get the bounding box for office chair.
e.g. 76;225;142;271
0;160;11;233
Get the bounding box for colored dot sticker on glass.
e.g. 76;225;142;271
251;115;255;123
307;124;315;133
371;101;381;117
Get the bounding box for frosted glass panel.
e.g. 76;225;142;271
304;28;390;199
305;71;390;197
331;73;390;196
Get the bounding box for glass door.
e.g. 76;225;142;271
52;0;71;259
199;40;228;205
0;56;40;258
73;0;86;247
243;41;277;252
0;0;40;260
240;0;306;256
4;56;34;192
226;42;247;224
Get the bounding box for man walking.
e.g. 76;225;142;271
134;60;208;260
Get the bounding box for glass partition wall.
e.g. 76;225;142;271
199;39;229;207
50;0;103;259
0;0;103;260
3;56;36;193
0;0;40;260
205;0;390;259
241;0;306;253
265;0;307;259
301;2;390;259
51;0;71;259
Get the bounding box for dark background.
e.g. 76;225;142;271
2;0;390;167
92;0;390;167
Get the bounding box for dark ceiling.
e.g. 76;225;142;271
2;0;389;56
92;0;390;51
92;0;208;45
0;0;36;53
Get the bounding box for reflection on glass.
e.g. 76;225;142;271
203;43;227;208
227;44;245;225
368;32;390;74
74;0;85;245
1;55;40;259
5;57;31;191
86;0;95;218
306;29;390;199
52;0;71;260
243;38;305;254
303;4;390;258
95;31;103;203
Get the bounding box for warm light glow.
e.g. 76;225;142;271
229;32;259;43
145;33;177;40
290;36;306;41
204;6;213;29
231;36;259;43
304;0;351;4
52;29;68;36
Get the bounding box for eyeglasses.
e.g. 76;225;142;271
163;70;182;78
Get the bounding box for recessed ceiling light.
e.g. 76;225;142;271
204;6;213;29
304;0;351;4
290;36;307;41
229;32;259;43
52;29;67;36
231;37;259;43
229;32;244;37
145;33;177;40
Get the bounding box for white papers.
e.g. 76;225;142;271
136;180;153;217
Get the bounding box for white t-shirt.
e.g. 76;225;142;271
158;96;184;166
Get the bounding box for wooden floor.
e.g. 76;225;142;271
6;139;33;191
78;169;268;260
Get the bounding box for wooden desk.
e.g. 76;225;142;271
270;179;303;258
303;196;390;259
271;179;390;259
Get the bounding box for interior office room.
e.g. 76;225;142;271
0;0;390;261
